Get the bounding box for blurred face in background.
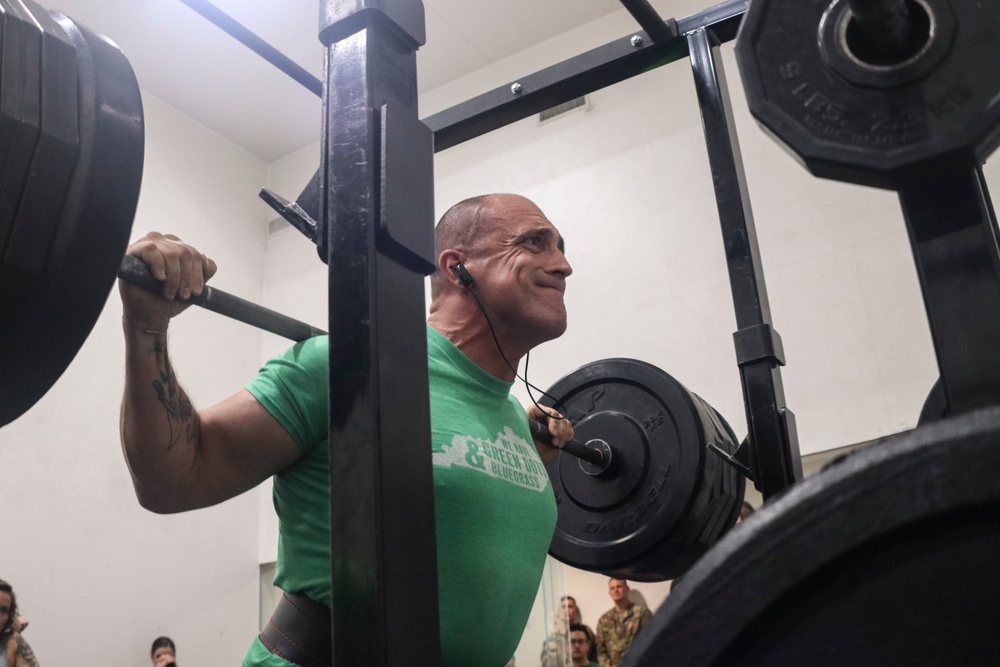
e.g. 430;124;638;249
562;597;581;624
609;579;629;604
152;646;176;666
571;630;591;664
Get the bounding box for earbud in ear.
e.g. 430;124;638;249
451;263;474;287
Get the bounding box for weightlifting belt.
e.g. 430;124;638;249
260;591;332;667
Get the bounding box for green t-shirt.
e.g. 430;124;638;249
243;326;557;666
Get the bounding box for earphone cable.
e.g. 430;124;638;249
465;285;568;420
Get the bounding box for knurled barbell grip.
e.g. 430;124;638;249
527;418;606;466
118;255;326;342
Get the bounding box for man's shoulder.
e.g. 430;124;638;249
625;602;652;620
598;607;618;622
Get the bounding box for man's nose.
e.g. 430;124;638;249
552;250;572;277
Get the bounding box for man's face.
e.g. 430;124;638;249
562;597;581;624
0;591;10;631
609;579;629;603
152;647;176;665
570;630;590;663
467;195;572;348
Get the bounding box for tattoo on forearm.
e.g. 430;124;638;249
16;634;39;667
153;368;194;450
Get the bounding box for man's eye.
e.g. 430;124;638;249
525;236;542;247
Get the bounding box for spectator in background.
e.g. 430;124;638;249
595;579;651;667
551;595;581;636
550;596;573;639
150;636;177;667
738;500;755;523
552;596;597;661
561;596;582;626
0;579;40;667
569;624;599;667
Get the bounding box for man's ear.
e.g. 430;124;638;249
438;249;466;287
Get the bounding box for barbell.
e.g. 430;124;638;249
119;257;747;581
118;255;326;342
538;358;745;581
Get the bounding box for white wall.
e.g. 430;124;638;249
0;93;271;665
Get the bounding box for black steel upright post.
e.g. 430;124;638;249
319;0;440;664
900;168;1000;417
688;27;802;499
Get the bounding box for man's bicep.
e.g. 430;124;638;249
195;390;302;503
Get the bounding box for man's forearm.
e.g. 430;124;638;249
120;323;201;510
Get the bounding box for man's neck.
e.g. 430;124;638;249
614;600;631;612
428;312;525;381
572;658;588;667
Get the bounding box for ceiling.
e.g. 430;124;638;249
43;0;634;162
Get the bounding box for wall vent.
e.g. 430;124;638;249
538;95;590;124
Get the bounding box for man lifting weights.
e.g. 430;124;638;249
118;193;574;666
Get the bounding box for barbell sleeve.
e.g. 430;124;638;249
118;255;326;342
847;0;913;60
528;418;607;467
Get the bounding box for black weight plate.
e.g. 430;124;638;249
0;5;13;261
0;0;43;254
917;376;948;425
542;359;745;582
0;2;8;175
0;0;79;320
0;11;143;426
624;407;1000;667
735;0;1000;189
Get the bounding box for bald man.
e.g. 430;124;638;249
118;194;575;667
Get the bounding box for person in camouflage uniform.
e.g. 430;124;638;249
595;579;652;667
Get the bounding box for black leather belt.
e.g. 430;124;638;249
259;591;332;667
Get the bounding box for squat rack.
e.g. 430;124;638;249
183;0;800;662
